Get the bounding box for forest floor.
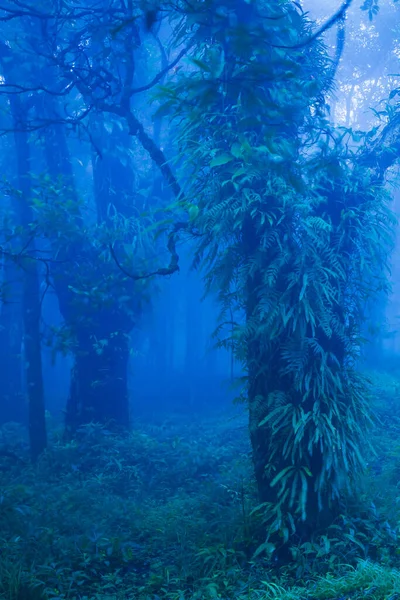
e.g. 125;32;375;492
1;371;400;599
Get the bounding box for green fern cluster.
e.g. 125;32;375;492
160;0;396;540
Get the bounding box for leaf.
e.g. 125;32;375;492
104;122;113;134
210;154;234;168
258;404;291;428
252;541;275;559
270;466;294;488
188;205;199;221
232;167;246;180
299;274;308;301
189;58;211;72
231;143;242;158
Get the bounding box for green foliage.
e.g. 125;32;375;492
0;415;258;599
159;0;397;538
1;376;400;600
360;0;399;20
361;0;381;19
2;174;159;357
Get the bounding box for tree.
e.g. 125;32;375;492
0;45;47;460
0;131;25;426
0;0;184;432
161;0;396;548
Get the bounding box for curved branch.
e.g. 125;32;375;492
108;221;189;280
100;102;183;199
128;45;190;95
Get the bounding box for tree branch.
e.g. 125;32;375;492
108;221;189;280
358;112;400;180
128;46;190;95
275;0;353;49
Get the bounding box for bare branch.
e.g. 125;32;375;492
0;82;74;96
109;221;183;280
129;45;190;96
275;0;353;49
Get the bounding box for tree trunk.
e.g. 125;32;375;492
243;209;339;553
39;107;134;432
66;326;130;432
23;262;47;461
0;260;25;424
10;95;47;461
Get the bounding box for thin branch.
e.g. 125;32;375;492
0;82;74;96
0;246;69;267
0;107;93;136
358;111;400;181
109;222;182;280
128;45;190;96
275;0;353;49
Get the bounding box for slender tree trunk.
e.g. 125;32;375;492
10;96;47;460
185;267;201;407
0;109;25;424
0;260;25;424
23;259;47;461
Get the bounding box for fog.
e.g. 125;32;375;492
1;1;400;598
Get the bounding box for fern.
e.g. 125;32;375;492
160;0;396;542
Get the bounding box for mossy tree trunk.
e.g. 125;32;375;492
40;106;139;432
65;319;131;432
160;0;391;546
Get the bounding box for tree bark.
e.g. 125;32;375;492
0;260;25;424
66;326;130;431
41;107;136;432
10;95;47;461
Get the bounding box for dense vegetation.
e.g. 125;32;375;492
1;371;400;599
1;0;400;597
160;0;397;546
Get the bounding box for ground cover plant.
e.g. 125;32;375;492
0;370;399;599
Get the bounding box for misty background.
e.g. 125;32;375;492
1;0;399;425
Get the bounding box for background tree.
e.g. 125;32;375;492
0;43;48;459
0;0;186;433
306;0;400;359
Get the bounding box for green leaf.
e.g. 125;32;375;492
189;58;211;72
252;541;275;559
270;466;294;488
231;143;242;158
188;205;199;221
210;154;234;168
232;167;246;180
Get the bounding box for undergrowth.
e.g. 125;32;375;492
0;370;400;599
